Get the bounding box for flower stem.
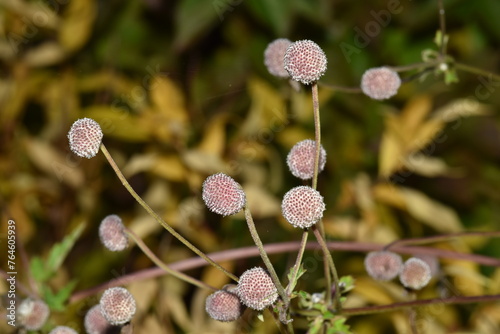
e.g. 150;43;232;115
454;62;500;82
124;228;216;291
99;143;238;282
285;231;309;299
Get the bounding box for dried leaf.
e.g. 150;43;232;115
244;183;281;218
399;94;433;141
433;98;493;122
182;150;227;174
378;115;405;177
197;113;228;156
23;42;66;67
58;0;96;51
403;154;462;177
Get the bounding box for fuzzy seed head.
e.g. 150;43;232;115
18;298;50;330
287;139;326;180
202;173;246;216
99;214;128;252
364;251;403;281
68;118;103;159
84;304;114;334
48;326;78;334
399;257;432;290
236;267;278;310
284;40;327;85
205;288;244;322
99;287;136;326
361;67;401;100
281;186;325;229
264;38;292;78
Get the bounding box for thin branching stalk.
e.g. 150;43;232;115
385;230;500;250
100;143;239;282
454;62;500;81
285;231;309;299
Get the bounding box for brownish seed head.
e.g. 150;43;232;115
18;298;50;330
99;214;128;252
364;251;403;281
99;287;136;326
399;257;432;290
202;173;246;216
361;67;401;100
84;304;114;334
281;186;325;229
236;267;278;311
286;139;326;180
205;288;244;322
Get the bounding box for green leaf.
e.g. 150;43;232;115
42;280;78;311
444;68;459;84
339;275;355;294
30;256;49;282
45;223;85;276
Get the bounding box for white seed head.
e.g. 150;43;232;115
18;298;50;330
399;257;432;290
68;118;103;159
281;186;325;229
286;139;326;180
361;67;401;100
202;173;246;216
284;40;327;85
264;38;292;78
84;304;114;334
99;214;128;252
205;289;244;322
99;287;136;326
364;251;403;281
236;267;278;310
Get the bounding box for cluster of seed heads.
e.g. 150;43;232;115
84;304;114;334
68;118;103;159
205;285;244;322
48;326;78;334
284;40;327;85
264;38;292;78
99;287;136;326
99;214;128;252
287;139;326;180
236;267;278;311
202;173;246;216
17;298;50;330
361;67;401;100
281;186;325;229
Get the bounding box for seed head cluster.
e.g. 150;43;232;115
18;298;50;330
284;40;327;85
264;38;292;78
287;139;326;180
361;67;401;100
364;251;403;281
202;173;246;216
236;267;278;311
99;287;136;326
281;186;325;229
48;326;78;334
84;304;114;334
205;288;244;322
399;257;432;290
99;214;128;252
68;118;103;159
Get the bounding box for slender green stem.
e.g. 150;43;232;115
99;143;239;282
312;225;341;311
124;228;216;291
454;62;500;81
243;206;289;307
437;0;447;56
285;231;309;299
311;83;321;191
390;61;441;73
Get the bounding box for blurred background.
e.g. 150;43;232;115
1;0;500;332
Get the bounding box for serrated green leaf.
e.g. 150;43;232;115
42;280;78;311
45;223;85;279
445;68;459;84
30;256;48;282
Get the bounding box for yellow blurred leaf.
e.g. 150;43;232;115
197;113;228;156
373;183;407;209
244;183;281;219
124;153;186;181
433;98;493;122
403;154;462;177
407;118;445;152
58;0;96;51
445;261;485;296
400;187;462;232
399;94;433;142
379;114;405;177
182;150;227;174
23;42;66;67
351;277;398;305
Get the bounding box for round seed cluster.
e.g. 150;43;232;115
236;267;278;311
364;251;403;281
99;214;128;252
286;139;326;180
284;40;327;85
360;67;401;100
68;118;103;159
99;287;136;326
264;38;292;78
18;298;50;330
84;304;114;334
399;257;432;290
205;288;244;322
48;326;78;334
202;173;246;216
281;186;325;229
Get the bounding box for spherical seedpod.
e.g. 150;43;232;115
99;287;136;326
84;304;114;334
364;251;403;281
264;38;293;78
202;173;246;216
205;286;244;322
17;298;50;330
286;139;326;180
236;267;278;311
399;257;432;290
99;214;128;252
68;118;103;159
360;67;401;100
281;186;326;229
284;40;328;85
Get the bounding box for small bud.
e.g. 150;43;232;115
281;186;325;229
48;326;78;334
399;257;432;290
264;38;292;78
18;298;50;330
68;118;103;159
205;287;244;322
360;67;401;100
84;304;115;334
100;287;136;326
286;139;326;180
364;251;402;281
202;173;246;216
99;214;128;252
236;267;278;311
284;40;327;85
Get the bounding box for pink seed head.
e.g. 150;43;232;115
68;118;103;159
361;67;401;100
286;139;326;180
236;267;278;311
18;298;50;330
99;287;136;326
99;214;128;252
84;304;114;334
48;326;78;334
264;38;292;78
284;40;327;85
364;251;403;281
202;173;246;216
205;288;244;322
399;257;432;290
281;186;325;229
